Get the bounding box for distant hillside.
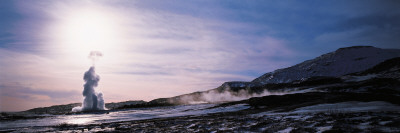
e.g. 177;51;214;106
142;46;400;106
24;100;145;114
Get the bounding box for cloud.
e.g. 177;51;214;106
314;14;400;49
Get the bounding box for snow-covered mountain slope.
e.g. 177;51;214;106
252;46;400;85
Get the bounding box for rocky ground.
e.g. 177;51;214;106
7;109;399;133
2;90;400;132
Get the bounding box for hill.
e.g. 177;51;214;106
140;46;400;105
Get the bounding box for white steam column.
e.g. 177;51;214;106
72;51;106;112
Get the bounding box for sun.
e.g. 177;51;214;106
48;6;127;67
54;7;123;57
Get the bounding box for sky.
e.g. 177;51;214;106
1;0;400;112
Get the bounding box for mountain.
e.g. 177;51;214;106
252;46;400;84
226;57;400;112
140;46;400;105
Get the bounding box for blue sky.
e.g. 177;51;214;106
1;0;399;111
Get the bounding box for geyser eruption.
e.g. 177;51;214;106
89;51;103;66
72;51;106;112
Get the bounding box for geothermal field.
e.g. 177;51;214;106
2;46;400;132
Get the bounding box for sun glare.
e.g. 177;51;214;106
53;7;124;59
62;10;119;52
50;7;126;67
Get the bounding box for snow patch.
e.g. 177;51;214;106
343;74;377;82
316;126;332;133
277;127;294;133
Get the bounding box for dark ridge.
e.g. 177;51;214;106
336;46;375;51
105;100;146;110
24;103;81;114
247;76;343;93
0;112;49;121
246;92;400;112
319;77;400;94
355;57;400;75
23;100;145;115
115;100;177;109
293;76;343;85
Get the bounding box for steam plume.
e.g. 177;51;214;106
177;84;314;104
72;51;106;112
89;51;103;66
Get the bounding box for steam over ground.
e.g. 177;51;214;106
176;84;310;104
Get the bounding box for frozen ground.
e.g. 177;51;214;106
0;103;249;132
1;101;400;132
